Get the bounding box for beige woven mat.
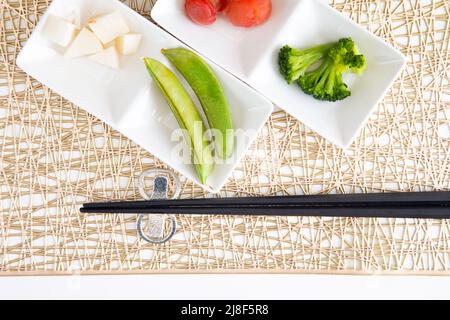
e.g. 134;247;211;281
0;0;449;276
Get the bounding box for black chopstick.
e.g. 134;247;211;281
80;192;450;219
80;205;450;219
82;192;450;209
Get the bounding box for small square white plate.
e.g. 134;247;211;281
152;0;406;148
17;0;273;193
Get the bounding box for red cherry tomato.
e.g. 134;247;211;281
212;0;228;12
225;0;272;28
185;0;217;25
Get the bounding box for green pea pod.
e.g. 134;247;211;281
161;48;234;159
144;58;214;184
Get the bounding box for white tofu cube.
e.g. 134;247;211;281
66;8;82;28
43;14;79;47
89;46;120;69
116;33;142;55
88;11;130;44
64;28;103;59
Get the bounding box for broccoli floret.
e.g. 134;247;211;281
298;58;351;102
329;37;366;74
280;37;365;102
346;54;366;74
279;43;333;84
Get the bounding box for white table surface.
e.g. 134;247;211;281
1;275;449;300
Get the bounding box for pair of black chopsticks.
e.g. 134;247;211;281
80;192;450;219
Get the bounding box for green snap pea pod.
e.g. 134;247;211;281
161;48;234;159
144;58;214;184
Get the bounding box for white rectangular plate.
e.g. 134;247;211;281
17;0;273;193
152;0;406;148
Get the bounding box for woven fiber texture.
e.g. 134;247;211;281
0;0;449;275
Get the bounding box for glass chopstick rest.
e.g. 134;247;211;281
136;169;181;244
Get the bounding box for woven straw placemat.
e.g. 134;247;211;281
0;0;449;276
